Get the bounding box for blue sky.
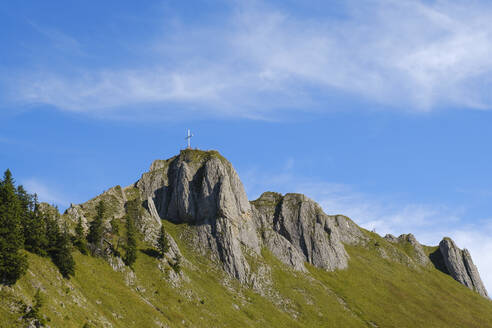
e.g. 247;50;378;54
2;0;492;291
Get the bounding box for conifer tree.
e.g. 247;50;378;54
87;201;105;254
16;185;33;231
51;226;75;278
74;217;88;255
43;210;74;277
24;197;48;257
157;224;170;258
123;214;137;267
0;169;28;285
24;288;46;325
32;287;43;317
110;217;120;235
171;254;181;274
123;199;139;267
45;211;61;252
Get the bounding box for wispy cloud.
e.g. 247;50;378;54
22;178;70;209
28;21;84;55
240;159;492;294
6;0;492;119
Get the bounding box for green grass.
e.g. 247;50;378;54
123;187;141;202
310;244;492;328
250;192;283;208
2;222;492;328
179;149;227;166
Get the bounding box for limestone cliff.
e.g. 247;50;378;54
439;237;488;297
63;149;488;298
384;233;430;266
136;149;259;283
251;192;365;272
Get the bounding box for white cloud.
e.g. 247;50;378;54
22;178;69;209
28;21;84;55
239;160;492;294
7;0;492;119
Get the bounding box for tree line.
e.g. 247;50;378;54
0;169;174;286
0;169;75;285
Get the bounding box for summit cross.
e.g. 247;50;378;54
185;129;194;149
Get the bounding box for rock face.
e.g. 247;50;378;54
252;192;365;272
439;238;488;298
398;234;430;266
137;149;259;283
136;150;361;281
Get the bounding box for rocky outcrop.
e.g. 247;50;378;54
137;150;363;281
252;192;365;272
384;234;399;243
136;149;260;283
439;237;488;298
399;234;429;265
65;185;127;231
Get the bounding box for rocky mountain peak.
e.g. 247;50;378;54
137;149;259;282
139;149;251;223
64;150;489;298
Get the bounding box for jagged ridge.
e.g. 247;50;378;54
65;149;489;298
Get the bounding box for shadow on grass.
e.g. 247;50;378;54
140;248;161;259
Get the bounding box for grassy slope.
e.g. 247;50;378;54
1;221;492;328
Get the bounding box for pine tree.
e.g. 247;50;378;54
43;210;75;278
25;288;43;319
74;217;88;255
123;213;137;267
110;217;120;235
45;211;61;253
32;288;43;316
0;169;28;285
87;201;105;254
123;199;139;267
170;254;181;274
157;224;170;258
24;197;48;257
51;226;75;278
24;288;46;325
16;185;33;231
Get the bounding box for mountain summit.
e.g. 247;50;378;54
2;149;491;327
66;149;488;296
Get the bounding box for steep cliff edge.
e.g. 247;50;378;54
135;149;260;283
439;237;488;297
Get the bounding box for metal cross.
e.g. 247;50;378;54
185;129;194;149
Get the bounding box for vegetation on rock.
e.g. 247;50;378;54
74;216;89;255
123;199;139;267
87;201;105;254
157;224;170;258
